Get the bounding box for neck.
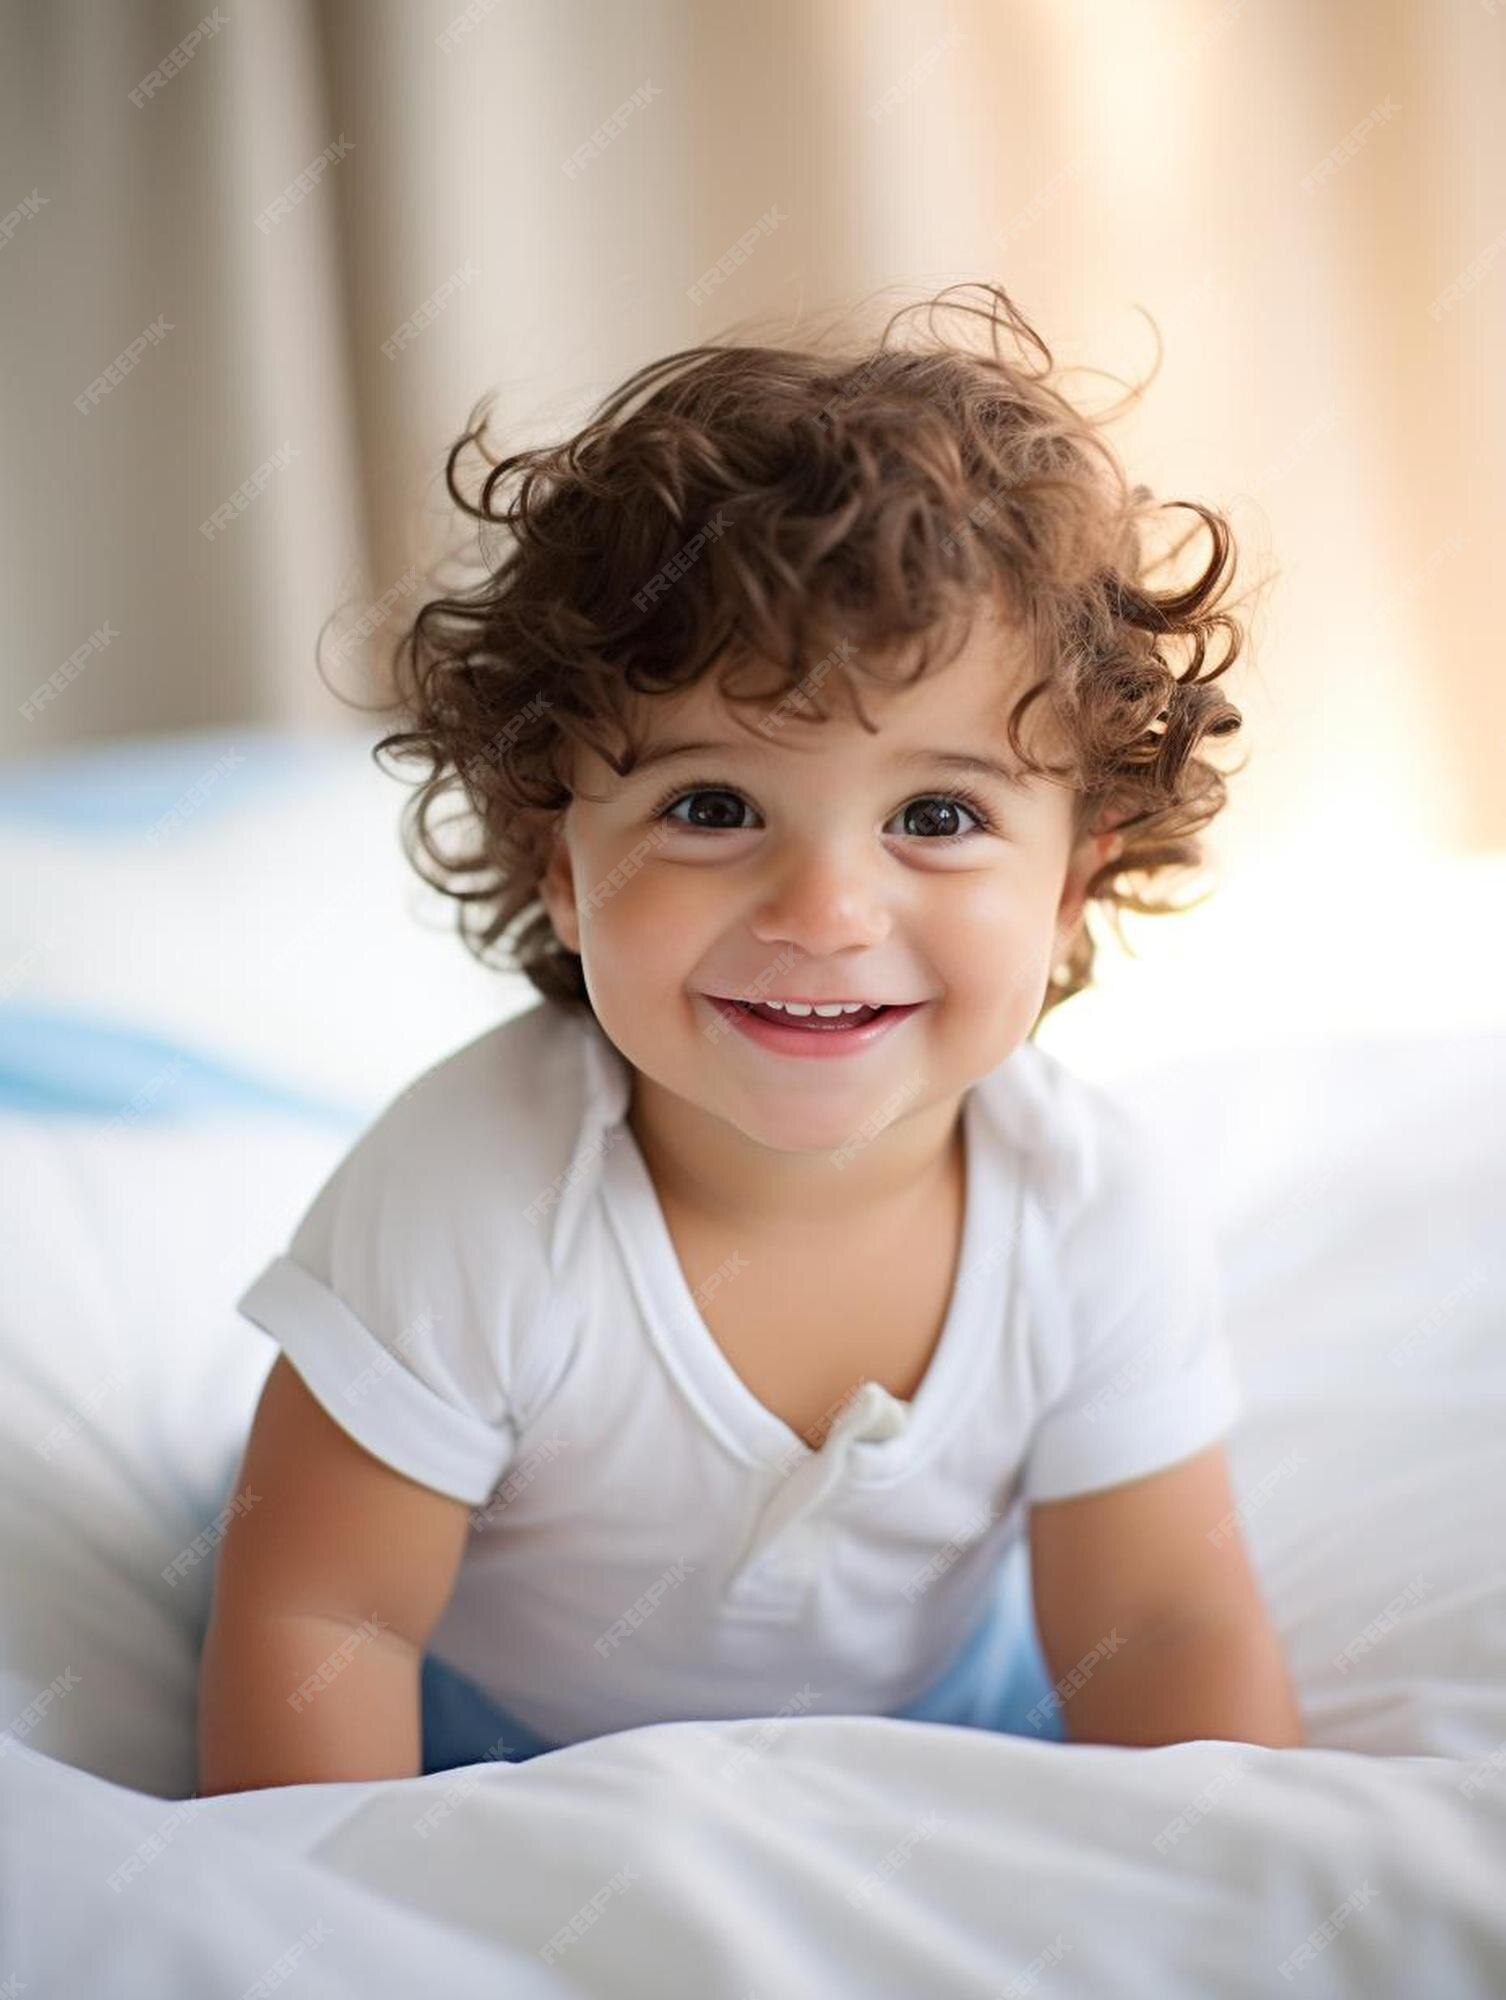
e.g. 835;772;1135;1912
625;1070;966;1234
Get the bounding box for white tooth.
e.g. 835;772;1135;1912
760;998;877;1016
759;999;880;1016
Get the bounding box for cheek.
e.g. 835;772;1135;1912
931;875;1057;1009
582;867;709;979
931;868;1049;948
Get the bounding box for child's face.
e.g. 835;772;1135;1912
540;599;1122;1157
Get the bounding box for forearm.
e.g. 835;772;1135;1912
197;1605;423;1795
1054;1612;1306;1750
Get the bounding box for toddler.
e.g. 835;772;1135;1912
197;281;1302;1793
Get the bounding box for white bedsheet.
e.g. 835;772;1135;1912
5;1717;1506;1997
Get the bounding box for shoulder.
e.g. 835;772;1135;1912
970;1035;1173;1223
258;999;616;1451
996;1045;1240;1503
971;1038;1210;1323
293;998;611;1284
357;998;586;1159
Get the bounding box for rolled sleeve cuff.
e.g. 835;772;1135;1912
1023;1344;1243;1504
236;1255;515;1507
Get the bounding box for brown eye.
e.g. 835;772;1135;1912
891;795;988;840
652;786;754;831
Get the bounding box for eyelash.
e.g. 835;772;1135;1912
647;776;999;842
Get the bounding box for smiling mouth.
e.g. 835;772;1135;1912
706;996;928;1031
735;1000;885;1029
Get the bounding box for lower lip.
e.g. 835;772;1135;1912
701;995;927;1059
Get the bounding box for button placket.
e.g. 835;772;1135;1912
722;1381;910;1621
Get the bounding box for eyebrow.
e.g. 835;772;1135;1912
619;738;1035;792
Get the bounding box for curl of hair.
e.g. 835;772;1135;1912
365;281;1253;1031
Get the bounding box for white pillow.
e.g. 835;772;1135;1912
0;1110;344;1796
0;725;523;1117
1114;1027;1506;1759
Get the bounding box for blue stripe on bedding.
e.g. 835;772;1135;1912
0;1005;363;1126
0;727;356;835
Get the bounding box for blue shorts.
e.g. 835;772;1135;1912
420;1541;1066;1774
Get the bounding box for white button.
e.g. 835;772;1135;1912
848;1379;910;1444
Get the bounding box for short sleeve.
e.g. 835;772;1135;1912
1021;1094;1242;1504
236;1106;522;1507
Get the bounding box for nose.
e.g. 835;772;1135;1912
746;832;893;958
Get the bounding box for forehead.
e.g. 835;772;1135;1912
620;597;1060;767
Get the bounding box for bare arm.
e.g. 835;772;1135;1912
197;1354;473;1795
1028;1443;1305;1749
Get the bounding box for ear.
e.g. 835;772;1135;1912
1053;824;1125;963
538;818;582;955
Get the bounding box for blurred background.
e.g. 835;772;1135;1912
2;0;1504;1114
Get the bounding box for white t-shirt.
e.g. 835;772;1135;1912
236;999;1241;1747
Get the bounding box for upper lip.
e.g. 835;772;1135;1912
705;992;922;1007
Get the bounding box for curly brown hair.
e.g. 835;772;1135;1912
365;281;1250;1033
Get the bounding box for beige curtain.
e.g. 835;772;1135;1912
3;0;1503;875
